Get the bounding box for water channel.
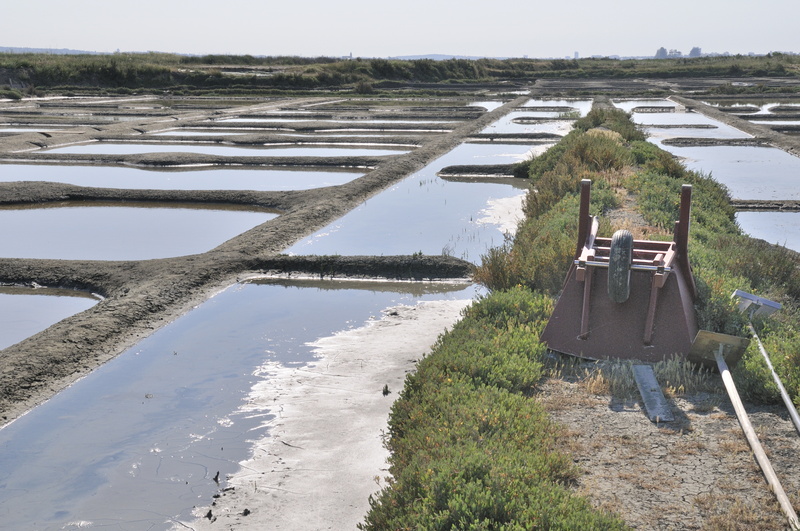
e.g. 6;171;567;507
617;99;800;252
0;164;364;191
0;101;557;528
42;143;412;157
0;203;277;261
0;286;100;350
0;280;480;530
285;142;539;262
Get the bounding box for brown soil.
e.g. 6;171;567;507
540;371;800;530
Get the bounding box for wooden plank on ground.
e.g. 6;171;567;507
633;364;674;423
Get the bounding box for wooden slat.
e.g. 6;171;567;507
633;365;674;422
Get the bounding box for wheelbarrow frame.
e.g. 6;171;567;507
540;179;699;362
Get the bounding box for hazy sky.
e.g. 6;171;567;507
3;0;798;58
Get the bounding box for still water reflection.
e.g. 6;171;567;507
0;280;480;530
0;286;100;350
43;143;411;157
286;142;532;262
661;145;800;200
736;212;800;253
0;203;277;260
0;164;363;191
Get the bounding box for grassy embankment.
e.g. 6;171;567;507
1;52;799;97
360;108;800;528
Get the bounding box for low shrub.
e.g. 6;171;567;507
362;287;626;529
573;107;646;142
0;88;22;100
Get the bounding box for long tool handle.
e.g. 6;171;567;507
748;321;800;436
716;347;799;529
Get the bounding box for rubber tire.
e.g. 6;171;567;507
608;230;633;303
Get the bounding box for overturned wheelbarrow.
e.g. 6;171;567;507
540;179;699;362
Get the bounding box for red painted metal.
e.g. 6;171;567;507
540;180;699;362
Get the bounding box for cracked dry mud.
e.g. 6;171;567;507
540;376;800;530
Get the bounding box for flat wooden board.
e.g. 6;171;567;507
633;364;674;423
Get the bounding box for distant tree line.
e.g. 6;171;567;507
655;47;702;59
1;51;797;96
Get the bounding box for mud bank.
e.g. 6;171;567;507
186;298;473;530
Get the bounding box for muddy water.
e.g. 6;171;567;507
0;279;480;530
0;286;100;350
0;163;363;191
42;143;411;157
285;142;532;262
736;212;800;252
0;203;277;260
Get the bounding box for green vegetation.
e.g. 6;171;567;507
360;288;627;530
0;87;22;100
1;52;799;95
477;107;800;402
366;107;800;527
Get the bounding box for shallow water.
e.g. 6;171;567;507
42;143;411;157
659;145;800;200
736;212;800;252
0;126;68;133
521;99;593;116
0;163;363;191
645;124;751;144
612;99;677;113
479;99;589;136
455;142;547;164
469;101;505;112
0;286;100;350
0;279;480;530
286;142;532;262
0;204;277;260
632;111;749;134
150;129;246;136
702;101;800;115
482;112;574;135
217;117;456;124
751;120;800;126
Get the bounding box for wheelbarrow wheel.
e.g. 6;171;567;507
608;230;633;303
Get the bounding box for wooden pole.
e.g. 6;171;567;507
715;346;799;529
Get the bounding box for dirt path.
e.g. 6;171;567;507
541;374;800;530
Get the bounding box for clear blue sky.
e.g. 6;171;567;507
3;0;798;58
